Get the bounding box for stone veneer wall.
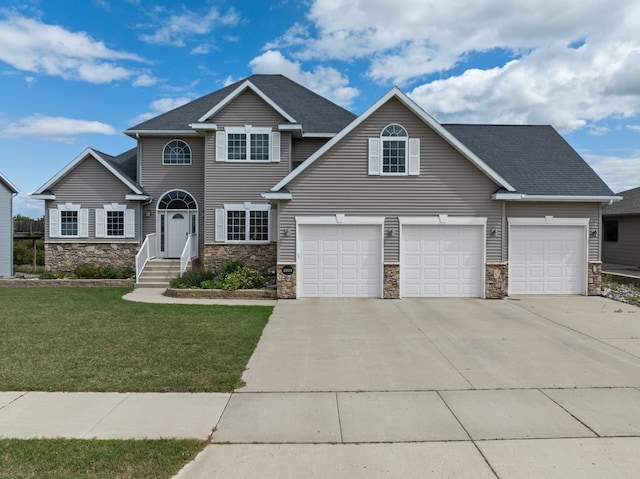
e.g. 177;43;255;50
45;243;138;272
203;244;277;277
276;263;296;299
384;263;400;299
485;263;508;299
588;261;602;296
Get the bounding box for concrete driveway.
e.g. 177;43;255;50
178;296;640;479
240;296;640;391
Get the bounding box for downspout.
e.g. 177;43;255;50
501;200;507;262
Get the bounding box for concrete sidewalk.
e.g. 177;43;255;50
123;287;277;306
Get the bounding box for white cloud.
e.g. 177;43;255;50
585;153;640;193
0;114;116;143
249;50;358;107
130;96;193;125
140;6;240;46
627;125;640;132
0;15;148;84
133;73;158;87
268;1;640;132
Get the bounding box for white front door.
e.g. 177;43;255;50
167;212;188;258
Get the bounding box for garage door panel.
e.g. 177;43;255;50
299;224;382;298
509;225;586;295
401;224;483;298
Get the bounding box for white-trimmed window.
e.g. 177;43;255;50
368;124;420;176
163;140;191;165
215;126;280;163
95;204;135;238
215;203;271;243
49;203;89;238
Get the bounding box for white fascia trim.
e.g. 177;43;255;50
29;193;56;200
270;87;514;193
508;216;590;226
0;172;18;194
493;193;623;202
224;202;271;211
125;194;151;201
124;129;198;137
278;124;302;131
262;191;292;201
189;122;218;131
197;80;297;123
296;215;385;225
302;132;336;138
32;147;144;196
399;216;488;226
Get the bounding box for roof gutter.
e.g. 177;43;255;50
262;191;293;201
493;193;623;203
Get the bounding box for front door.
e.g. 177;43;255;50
167;212;188;258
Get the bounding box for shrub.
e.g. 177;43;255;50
39;270;66;279
200;279;223;289
73;263;101;279
120;266;135;279
220;259;245;279
172;268;217;289
221;266;266;291
99;265;122;279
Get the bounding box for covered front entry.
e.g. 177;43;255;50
297;217;384;298
157;190;198;259
509;218;588;295
400;218;485;297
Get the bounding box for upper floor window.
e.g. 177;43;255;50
216;127;280;163
368;124;420;176
381;124;407;174
163;140;191;165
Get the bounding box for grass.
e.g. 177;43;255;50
0;287;271;392
0;438;204;479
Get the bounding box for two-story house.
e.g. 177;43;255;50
32;74;619;298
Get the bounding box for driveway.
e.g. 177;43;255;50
240;296;640;391
178;296;640;479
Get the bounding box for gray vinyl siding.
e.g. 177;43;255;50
505;202;601;260
279;97;503;263
602;216;640;266
291;138;329;166
203;91;292;243
210;89;288;126
45;157;140;242
138;137;206;254
0;184;13;276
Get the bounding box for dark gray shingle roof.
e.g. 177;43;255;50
603;186;640;216
96;148;138;186
443;124;614;196
127;74;356;134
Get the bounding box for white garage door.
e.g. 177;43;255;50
509;225;586;294
298;224;382;297
401;225;484;297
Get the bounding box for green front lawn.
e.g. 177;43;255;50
0;439;204;479
0;287;271;392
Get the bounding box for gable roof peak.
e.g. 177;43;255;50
0;171;18;194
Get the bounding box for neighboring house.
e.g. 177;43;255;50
31;74;619;298
602;186;640;267
0;171;19;277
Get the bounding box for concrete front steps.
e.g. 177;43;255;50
136;259;181;288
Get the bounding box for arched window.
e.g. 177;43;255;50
157;190;197;210
163;140;191;165
381;124;407;174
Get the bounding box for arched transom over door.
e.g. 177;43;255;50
157;190;198;259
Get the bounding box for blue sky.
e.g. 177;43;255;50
2;0;640;217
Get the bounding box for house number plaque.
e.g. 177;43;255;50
281;265;294;275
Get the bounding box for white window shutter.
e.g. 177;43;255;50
125;209;135;238
79;209;89;237
215;209;225;242
408;138;420;176
95;209;105;238
216;131;226;162
271;131;281;162
49;209;59;237
368;138;380;175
